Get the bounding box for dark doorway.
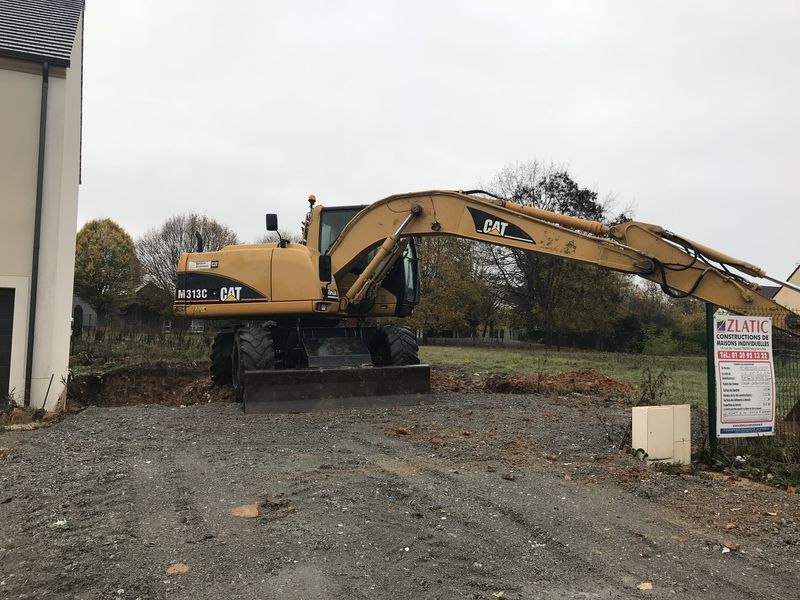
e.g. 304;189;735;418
0;288;14;400
72;304;83;336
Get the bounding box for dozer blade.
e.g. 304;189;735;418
243;364;432;413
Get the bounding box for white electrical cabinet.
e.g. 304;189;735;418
631;404;691;464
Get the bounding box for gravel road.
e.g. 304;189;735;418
1;391;798;599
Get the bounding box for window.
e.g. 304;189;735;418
319;207;364;254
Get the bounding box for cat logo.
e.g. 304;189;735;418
482;219;509;237
220;286;242;302
467;207;535;244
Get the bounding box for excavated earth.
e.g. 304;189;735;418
0;366;798;599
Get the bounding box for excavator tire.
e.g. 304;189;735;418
232;326;275;402
209;330;234;385
370;325;420;366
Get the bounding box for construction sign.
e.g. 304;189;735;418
714;314;775;437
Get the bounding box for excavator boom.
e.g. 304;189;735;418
328;190;800;334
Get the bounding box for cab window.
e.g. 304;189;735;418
319;206;365;253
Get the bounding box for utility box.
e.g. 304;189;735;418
631;404;691;464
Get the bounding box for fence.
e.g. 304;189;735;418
424;336;534;348
70;326;214;365
771;328;800;437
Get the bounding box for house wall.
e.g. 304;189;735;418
774;266;800;310
30;16;84;410
0;65;39;403
0;67;39;279
0;14;83;409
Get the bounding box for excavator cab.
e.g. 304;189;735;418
315;204;420;316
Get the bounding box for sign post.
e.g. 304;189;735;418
713;313;775;438
705;303;717;453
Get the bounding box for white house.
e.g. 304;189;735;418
774;265;800;310
0;0;85;409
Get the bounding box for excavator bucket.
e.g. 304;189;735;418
242;364;432;413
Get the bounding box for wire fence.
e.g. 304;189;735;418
70;327;214;365
772;329;800;437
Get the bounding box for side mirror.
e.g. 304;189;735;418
319;254;332;283
194;231;204;252
266;213;279;231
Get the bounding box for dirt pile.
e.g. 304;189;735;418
484;368;636;396
0;406;60;430
431;366;635;397
0;406;44;426
68;363;233;408
178;378;234;404
430;366;484;393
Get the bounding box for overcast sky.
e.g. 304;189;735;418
79;0;800;281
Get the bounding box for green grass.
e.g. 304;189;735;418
420;344;708;406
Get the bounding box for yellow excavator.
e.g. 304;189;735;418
174;190;800;412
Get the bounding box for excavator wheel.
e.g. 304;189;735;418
232;326;275;402
209;330;234;385
370;325;420;366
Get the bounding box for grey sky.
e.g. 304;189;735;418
79;0;800;280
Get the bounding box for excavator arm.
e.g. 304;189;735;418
328;190;800;334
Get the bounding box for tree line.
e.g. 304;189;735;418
73;214;239;325
73;161;706;354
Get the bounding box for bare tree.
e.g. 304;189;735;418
253;230;301;244
136;214;240;293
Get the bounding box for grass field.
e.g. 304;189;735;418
420;344;708;406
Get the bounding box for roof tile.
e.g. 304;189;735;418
0;0;84;66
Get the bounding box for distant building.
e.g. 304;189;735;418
71;296;97;332
121;282;173;330
0;1;85;407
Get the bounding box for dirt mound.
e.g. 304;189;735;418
68;363;233;407
178;378;234;404
431;366;635;397
0;406;48;426
484;369;635;396
430;366;483;393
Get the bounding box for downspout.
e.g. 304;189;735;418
24;61;49;407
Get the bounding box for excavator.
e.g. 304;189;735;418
174;190;800;412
